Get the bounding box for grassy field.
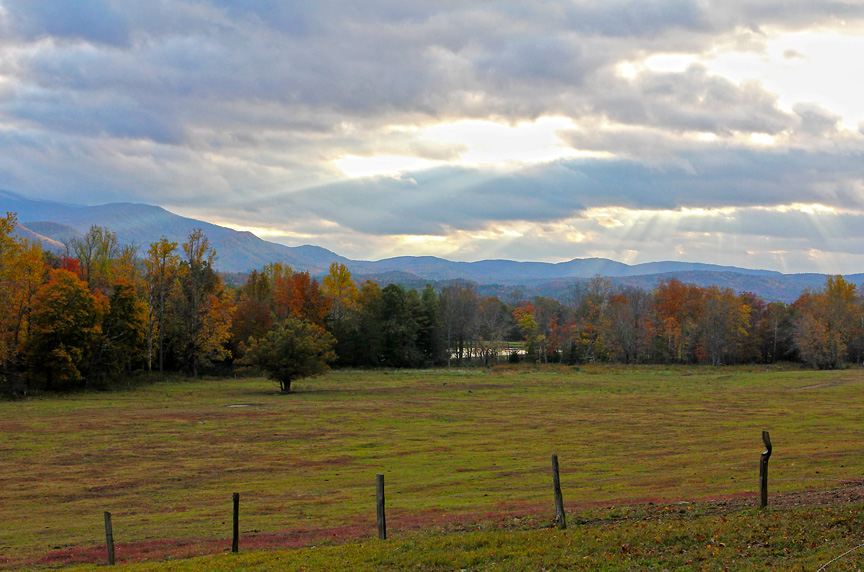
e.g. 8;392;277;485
2;364;864;570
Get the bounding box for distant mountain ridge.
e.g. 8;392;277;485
0;189;850;302
353;255;780;283
1;190;349;273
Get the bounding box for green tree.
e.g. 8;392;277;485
245;316;336;393
337;280;383;367
439;281;478;365
378;284;423;367
417;284;446;365
90;280;147;383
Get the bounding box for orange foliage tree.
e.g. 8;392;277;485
25;269;105;391
793;275;860;369
0;213;45;391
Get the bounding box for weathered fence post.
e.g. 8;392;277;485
232;492;240;553
376;473;387;540
103;511;115;566
551;454;567;529
759;431;772;509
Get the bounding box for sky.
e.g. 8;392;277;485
2;1;864;273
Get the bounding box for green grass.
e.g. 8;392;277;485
2;364;864;569
54;504;864;571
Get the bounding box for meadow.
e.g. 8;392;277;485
2;364;864;570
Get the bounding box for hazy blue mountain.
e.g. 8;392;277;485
0;189;853;301
1;190;348;273
347;256;781;282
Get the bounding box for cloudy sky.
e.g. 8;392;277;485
2;1;864;273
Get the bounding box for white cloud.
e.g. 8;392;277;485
701;28;864;128
1;1;864;273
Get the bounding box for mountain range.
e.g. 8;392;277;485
1;189;854;302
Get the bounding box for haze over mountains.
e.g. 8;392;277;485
0;189;852;302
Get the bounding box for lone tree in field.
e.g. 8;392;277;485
245;316;336;393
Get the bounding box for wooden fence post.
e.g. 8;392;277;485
759;431;772;509
551;454;567;530
103;511;115;566
376;474;387;540
232;492;240;553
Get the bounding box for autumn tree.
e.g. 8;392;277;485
651;278;704;363
322;262;359;324
604;287;651;363
269;262;296;322
169;229;232;376
567;277;610;363
699;286;750;365
145;238;179;372
793;275;860;369
0;213;45;392
269;264;330;327
736;293;794;364
763;302;795;363
289;272;331;326
513;303;542;362
0;213;24;375
476;295;511;366
230;269;274;357
531;296;567;363
25;269;105;391
71;225;120;293
245;315;336;393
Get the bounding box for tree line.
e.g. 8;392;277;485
1;212;862;394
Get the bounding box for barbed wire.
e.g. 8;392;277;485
816;541;864;572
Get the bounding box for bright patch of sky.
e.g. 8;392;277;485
643;28;864;129
334;117;594;178
421;117;583;166
714;30;864;129
334;155;444;179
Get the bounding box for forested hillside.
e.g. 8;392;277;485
1;212;862;395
